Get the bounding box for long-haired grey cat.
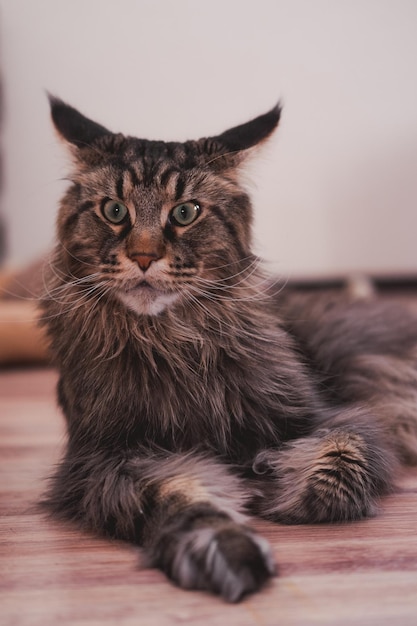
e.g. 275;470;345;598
41;97;417;602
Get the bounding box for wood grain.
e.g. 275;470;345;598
1;368;417;625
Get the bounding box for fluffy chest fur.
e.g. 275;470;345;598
49;286;314;456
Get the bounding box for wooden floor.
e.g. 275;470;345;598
1;368;417;626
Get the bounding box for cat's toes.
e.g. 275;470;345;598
168;525;276;602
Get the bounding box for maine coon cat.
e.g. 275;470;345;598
41;97;417;602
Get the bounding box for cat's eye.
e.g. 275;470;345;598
170;201;200;227
102;200;129;224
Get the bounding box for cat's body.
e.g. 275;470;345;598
41;98;417;602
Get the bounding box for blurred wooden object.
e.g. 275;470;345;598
0;264;49;365
1;368;417;625
0;299;49;364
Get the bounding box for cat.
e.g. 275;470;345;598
40;96;417;602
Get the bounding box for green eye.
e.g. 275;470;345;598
102;200;129;224
170;201;200;227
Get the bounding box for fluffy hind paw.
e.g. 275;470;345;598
255;428;392;524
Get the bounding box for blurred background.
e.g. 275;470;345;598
0;0;417;280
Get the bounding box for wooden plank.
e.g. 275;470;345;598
1;369;417;625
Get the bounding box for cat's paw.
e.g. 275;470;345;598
163;524;276;602
255;428;387;524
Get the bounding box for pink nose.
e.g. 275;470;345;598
129;253;160;272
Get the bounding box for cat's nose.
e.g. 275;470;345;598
129;252;160;272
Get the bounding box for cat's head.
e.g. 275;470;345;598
50;96;280;316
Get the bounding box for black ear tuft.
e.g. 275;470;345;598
216;103;282;152
48;94;112;148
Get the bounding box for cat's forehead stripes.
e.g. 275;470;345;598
115;174;124;201
174;175;186;202
103;139;199;205
109;168;182;221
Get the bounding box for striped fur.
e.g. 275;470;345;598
40;98;417;602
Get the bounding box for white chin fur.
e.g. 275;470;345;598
117;289;180;316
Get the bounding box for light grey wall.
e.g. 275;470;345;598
2;0;417;278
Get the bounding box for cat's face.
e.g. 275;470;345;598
51;98;280;316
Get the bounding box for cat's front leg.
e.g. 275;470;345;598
147;499;275;602
139;457;275;602
46;450;275;602
251;408;396;524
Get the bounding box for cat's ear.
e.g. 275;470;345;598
198;103;282;170
48;95;112;150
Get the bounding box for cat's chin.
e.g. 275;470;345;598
116;284;180;316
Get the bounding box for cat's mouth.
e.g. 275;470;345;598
124;280;171;296
117;280;179;316
128;280;157;292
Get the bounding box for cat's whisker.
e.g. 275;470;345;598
0;258;103;304
0;259;53;302
37;280;113;322
183;290;267;343
0;280;110;325
187;273;277;303
264;275;290;300
201;254;257;274
44;270;100;293
42;272;105;304
0;284;40;302
200;256;262;287
192;258;288;299
55;238;98;268
41;256;87;295
193;272;265;296
44;287;101;308
166;256;260;290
